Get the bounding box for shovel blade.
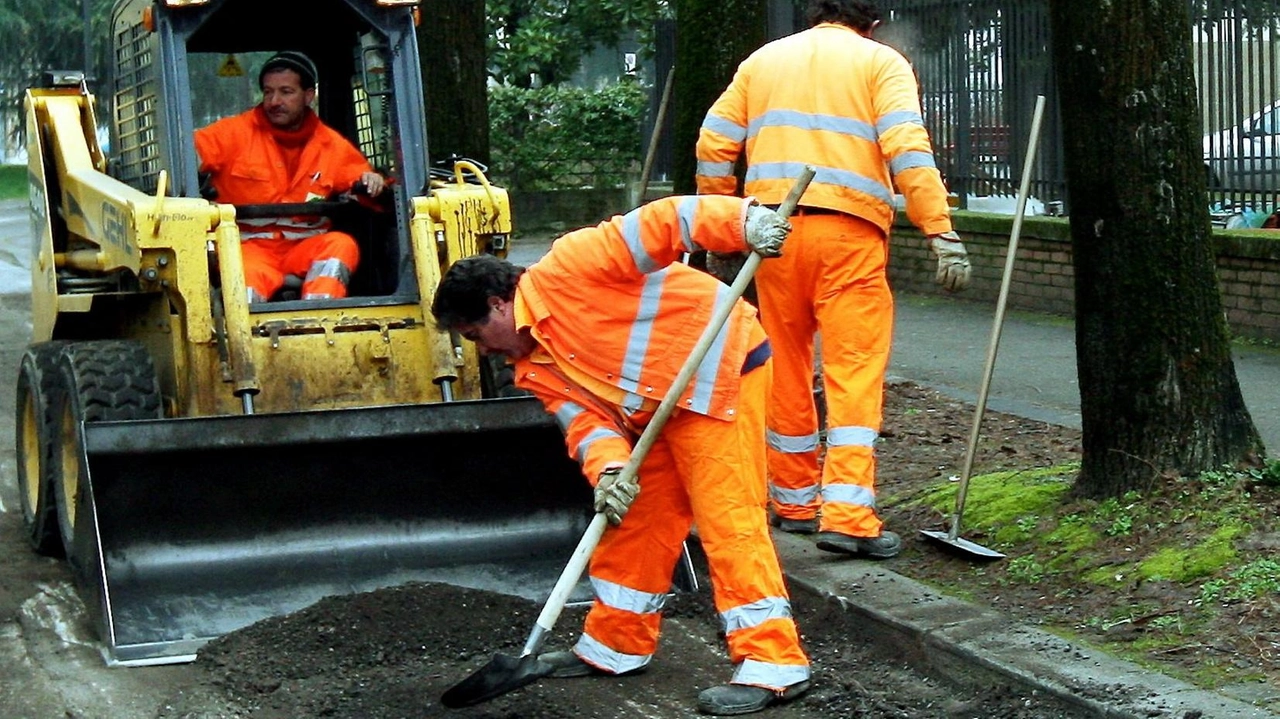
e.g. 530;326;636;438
440;653;554;708
919;529;1006;561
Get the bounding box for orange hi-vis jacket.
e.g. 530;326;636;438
696;22;953;237
194;107;373;241
513;195;764;482
510;196;810;689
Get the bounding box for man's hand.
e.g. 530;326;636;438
358;171;387;197
744;203;791;257
929;231;971;292
594;466;640;526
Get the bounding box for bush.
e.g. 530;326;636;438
489;81;648;191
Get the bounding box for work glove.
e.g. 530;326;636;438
594;466;640;526
929;231;971;292
744;203;791;257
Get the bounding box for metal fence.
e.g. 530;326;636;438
879;0;1280;219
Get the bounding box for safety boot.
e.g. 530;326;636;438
815;529;902;559
768;512;818;535
536;650;647;678
696;680;811;715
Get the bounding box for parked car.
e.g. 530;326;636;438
1204;100;1280;191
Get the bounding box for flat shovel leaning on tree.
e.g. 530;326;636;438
920;94;1048;562
440;167;817;709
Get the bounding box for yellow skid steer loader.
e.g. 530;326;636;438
16;0;690;667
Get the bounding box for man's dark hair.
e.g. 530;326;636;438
259;51;318;90
807;0;881;33
431;254;525;329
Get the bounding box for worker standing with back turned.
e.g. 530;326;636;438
431;195;811;715
696;0;970;558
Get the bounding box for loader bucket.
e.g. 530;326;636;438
69;397;595;666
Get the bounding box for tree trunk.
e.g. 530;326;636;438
671;0;767;194
419;0;491;167
1049;0;1263;498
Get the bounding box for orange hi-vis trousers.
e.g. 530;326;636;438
241;231;360;302
754;211;892;538
573;363;811;690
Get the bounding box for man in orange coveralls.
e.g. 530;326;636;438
431;195;811;716
695;0;970;559
195;51;387;302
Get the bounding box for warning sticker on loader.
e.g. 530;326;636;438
217;55;245;78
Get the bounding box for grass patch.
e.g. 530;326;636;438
0;165;26;200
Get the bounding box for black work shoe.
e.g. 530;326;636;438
536;650;647;678
697;680;811;715
768;513;818;535
815;529;902;559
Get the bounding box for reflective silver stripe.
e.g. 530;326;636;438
822;482;877;509
554;402;586;433
687;282;733;414
618;272;666;395
622;392;646;413
573;633;652;675
590;575;668;615
732;658;811;688
280;228;326;240
767;429;820;454
247;288;268;303
826;425;878;447
621;207;657;274
889;150;938;175
875;110;924;135
770;483;820;506
576;427;624;464
701;113;748;143
305;258;351;285
747;109;877;142
677;196;699;253
239;217;329;229
697;160;735;178
746;162;893;205
720;596;792;633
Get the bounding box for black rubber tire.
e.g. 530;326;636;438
49;341;162;560
14;341;71;555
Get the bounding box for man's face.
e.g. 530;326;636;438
260;69;315;131
455;298;533;360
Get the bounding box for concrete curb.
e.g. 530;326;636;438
772;530;1280;719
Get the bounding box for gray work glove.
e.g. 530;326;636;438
929;231;971;292
594;466;640;526
744;203;791;257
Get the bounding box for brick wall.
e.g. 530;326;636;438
889;212;1280;344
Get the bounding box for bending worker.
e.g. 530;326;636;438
696;0;971;559
195;50;387;302
431;196;812;716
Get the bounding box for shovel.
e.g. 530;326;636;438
440;168;817;709
920;95;1047;562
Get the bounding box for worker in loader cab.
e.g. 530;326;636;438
695;0;968;559
432;196;812;716
194;50;387;302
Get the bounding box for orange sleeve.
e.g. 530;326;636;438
543;195;751;282
515;362;634;484
695;62;751;196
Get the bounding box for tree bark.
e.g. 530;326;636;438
419;0;491;167
1049;0;1263;498
671;0;767;194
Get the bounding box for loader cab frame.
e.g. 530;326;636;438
107;0;428;308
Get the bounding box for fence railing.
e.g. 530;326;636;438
877;0;1280;219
